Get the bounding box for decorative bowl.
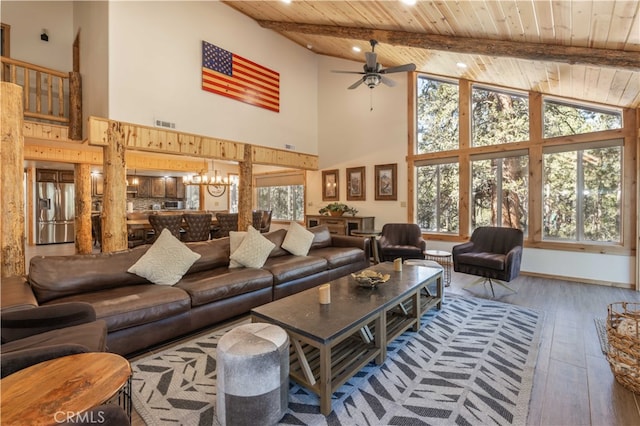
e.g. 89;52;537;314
351;271;390;288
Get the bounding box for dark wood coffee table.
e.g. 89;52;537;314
251;262;442;415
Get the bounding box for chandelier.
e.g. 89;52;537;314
183;160;236;197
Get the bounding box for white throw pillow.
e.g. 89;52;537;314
230;226;275;268
282;221;315;256
128;228;201;285
228;230;247;269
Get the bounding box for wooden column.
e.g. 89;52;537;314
69;72;82;140
75;163;92;254
238;145;253;231
0;82;26;277
101;121;127;252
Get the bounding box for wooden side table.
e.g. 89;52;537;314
424;249;452;287
351;229;382;263
1;352;131;425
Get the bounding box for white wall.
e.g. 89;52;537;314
73;1;109;136
312;54;409;225
1;1;74;72
106;1;318;153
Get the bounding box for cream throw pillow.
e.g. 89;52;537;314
128;228;201;285
230;226;275;268
228;230;247;269
282;221;315;256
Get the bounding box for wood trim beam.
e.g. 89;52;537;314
256;21;640;71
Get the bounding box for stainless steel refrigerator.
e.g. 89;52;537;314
36;176;75;244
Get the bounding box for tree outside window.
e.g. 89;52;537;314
543;143;622;243
472;154;528;231
416;162;459;233
472;87;529;147
544;100;622;138
257;185;304;221
416;77;459;154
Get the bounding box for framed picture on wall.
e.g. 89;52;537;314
375;163;397;201
322;169;339;201
346;166;365;201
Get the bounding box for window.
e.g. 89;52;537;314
544;100;622;138
416;161;459;233
228;173;238;213
471;153;528;232
543;141;622;243
472;86;529;147
255;171;305;221
416;77;459;153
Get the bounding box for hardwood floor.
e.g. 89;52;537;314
24;244;640;425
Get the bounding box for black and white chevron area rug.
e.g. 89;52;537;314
131;294;543;426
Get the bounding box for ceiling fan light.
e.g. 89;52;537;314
364;74;380;88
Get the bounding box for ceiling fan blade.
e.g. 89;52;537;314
380;63;417;74
348;78;365;90
365;51;377;71
380;75;397;87
332;70;366;75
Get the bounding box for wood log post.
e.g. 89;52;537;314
69;71;82;140
75;163;92;254
0;82;26;277
102;121;128;252
238;145;253;231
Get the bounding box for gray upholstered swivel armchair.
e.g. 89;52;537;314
1;302;107;378
377;223;426;262
452;226;524;296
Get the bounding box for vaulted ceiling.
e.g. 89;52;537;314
224;0;640;109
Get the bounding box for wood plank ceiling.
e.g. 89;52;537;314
224;0;640;109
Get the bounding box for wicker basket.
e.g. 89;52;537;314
606;302;640;393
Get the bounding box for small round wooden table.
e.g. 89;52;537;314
0;352;131;425
424;249;453;287
351;229;382;263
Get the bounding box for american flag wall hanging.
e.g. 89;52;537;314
202;40;280;113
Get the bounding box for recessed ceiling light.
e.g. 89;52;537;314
401;0;417;5
456;62;468;68
281;0;292;4
306;44;313;50
352;46;362;53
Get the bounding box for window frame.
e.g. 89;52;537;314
408;74;636;255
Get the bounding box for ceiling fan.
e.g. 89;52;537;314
332;39;417;90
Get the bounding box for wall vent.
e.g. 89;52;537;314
154;119;176;129
284;144;296;150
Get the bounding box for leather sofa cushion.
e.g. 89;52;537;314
29;247;150;303
264;229;289;258
456;252;505;271
0;320;107;353
263;255;328;285
176;267;273;307
309;225;332;249
309;246;366;269
186;238;231;274
47;285;191;333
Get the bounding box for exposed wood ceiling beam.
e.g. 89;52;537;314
257;21;640;71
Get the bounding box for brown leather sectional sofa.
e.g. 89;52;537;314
4;226;370;356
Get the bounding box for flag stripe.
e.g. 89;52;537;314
201;40;280;112
202;69;279;104
202;79;279;112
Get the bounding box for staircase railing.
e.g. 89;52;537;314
1;56;82;140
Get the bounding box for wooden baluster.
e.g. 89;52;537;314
35;70;41;114
23;68;29;111
58;76;64;118
47;73;53;115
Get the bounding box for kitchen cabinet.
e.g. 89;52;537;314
165;177;177;198
151;177;166;198
176;179;185;199
136;177;151;197
59;171;75;183
36;170;58;182
305;215;375;236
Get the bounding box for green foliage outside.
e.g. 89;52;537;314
415;75;623;243
257;185;304;221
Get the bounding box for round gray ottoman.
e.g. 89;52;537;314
216;323;289;426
